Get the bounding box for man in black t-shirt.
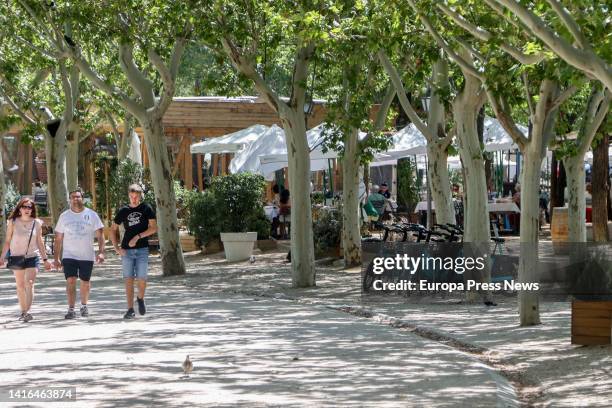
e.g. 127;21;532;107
111;184;157;319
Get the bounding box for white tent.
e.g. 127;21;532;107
255;124;369;178
127;130;142;165
375;123;428;161
371;116;524;166
229;124;286;178
483;116;524;152
189;124;268;154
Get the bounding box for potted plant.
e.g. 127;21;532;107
215;173;266;261
187;173;267;261
313;207;342;259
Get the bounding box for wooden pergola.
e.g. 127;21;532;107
6;96;353;196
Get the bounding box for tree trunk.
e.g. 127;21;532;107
66;137;79;192
280;108;316;287
46;123;69;224
427;142;455;224
592;134;609;241
564;155;586;242
342;128;362;267
453;98;489;243
426;57;454;225
142;116;186;276
0;107;6;244
518;144;543;325
118;115;133;161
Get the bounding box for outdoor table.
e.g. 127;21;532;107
414;201;520;213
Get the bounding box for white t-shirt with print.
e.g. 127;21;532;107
55;208;104;261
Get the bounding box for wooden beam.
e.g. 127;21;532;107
220;154;227;176
197;154;203;191
172;134;187;177
141;134;149;168
184;131;193;190
23;143;32;195
212;154;219;177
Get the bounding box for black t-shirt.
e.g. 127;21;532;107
379;190;391;199
113;203;156;249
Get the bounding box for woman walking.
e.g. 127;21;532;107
0;198;52;322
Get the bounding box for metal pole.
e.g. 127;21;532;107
426;155;432;229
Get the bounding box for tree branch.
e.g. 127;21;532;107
484;86;527;150
67;47;145;119
522;71;535;118
492;0;612;90
576;87;610;156
549;82;582;112
406;0;485;82
151;32;189;116
220;36;283;113
378;50;434;141
289;42;315;111
0;86;37;126
437;2;545;65
58;61;75;123
545;0;590;50
119;43;155;107
374;84;396;132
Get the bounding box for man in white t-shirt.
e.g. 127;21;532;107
54;189;105;319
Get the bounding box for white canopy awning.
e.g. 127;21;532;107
229;124;286;179
483;116;524;152
190;124;268;154
372;116;524;165
255;124;368;179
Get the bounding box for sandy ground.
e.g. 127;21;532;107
180;244;612;408
0;250;516;408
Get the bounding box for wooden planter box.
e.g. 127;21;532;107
180;231;199;252
255;239;277;251
571;300;612;345
201;239;223;255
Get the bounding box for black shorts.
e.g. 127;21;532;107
63;258;94;282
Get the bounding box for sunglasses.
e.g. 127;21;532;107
129;189;142;193
22;205;33;210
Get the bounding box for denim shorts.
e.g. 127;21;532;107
121;248;150;280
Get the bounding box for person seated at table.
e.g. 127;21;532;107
278;188;291;239
378;182;391;199
367;186;387;217
271;184;281;206
539;188;550;224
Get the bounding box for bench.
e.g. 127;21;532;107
571;300;612;345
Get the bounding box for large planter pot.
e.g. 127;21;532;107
220;232;257;262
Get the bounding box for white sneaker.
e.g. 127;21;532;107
80;305;89;317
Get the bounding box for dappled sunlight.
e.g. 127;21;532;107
0;256;508;407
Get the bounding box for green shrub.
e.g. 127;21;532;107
311;191;324;205
186;172;269;245
210;173;266;233
4;180;20;216
397;157;420;213
186;191;220;245
313;208;342;255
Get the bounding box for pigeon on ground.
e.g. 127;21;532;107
249;255;255;264
182;355;194;376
